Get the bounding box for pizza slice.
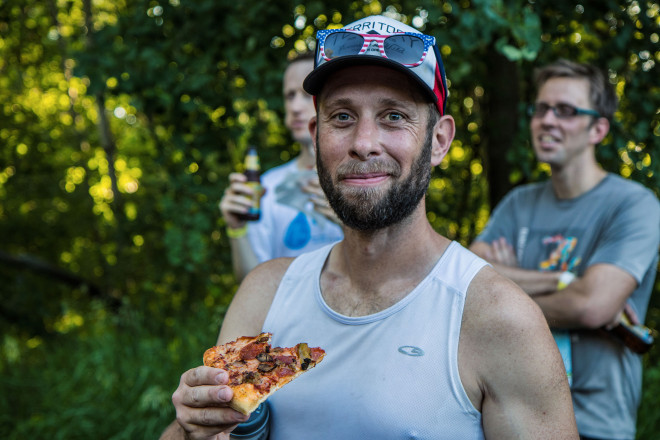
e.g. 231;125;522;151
203;332;325;415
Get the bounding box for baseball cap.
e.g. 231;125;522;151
303;15;448;115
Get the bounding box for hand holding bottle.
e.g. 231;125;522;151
219;147;265;230
606;304;655;354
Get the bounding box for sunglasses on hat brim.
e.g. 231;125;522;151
316;29;436;68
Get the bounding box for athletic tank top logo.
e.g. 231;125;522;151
398;346;425;357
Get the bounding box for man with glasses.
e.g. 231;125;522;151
470;59;660;440
162;16;577;439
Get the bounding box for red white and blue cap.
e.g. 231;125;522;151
303;15;448;115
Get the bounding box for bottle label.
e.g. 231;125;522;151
246;181;262;216
245;155;260;171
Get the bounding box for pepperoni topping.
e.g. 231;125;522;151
239;342;268;360
310;347;325;362
273;355;296;365
276;367;296;377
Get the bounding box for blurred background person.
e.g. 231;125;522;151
219;53;343;281
470;59;660;440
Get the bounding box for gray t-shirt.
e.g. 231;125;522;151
476;173;660;439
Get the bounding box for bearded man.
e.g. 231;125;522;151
162;15;578;440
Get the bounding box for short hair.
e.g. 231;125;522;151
288;51;315;64
533;59;618;122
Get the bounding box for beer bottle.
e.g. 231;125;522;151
606;313;655;354
237;146;262;221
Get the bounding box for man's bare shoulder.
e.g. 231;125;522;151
459;267;577;438
218;257;295;344
464;265;547;333
245;256;296;289
459;265;560;383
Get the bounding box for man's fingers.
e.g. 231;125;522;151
183;366;228;387
623;302;640;325
491;237;517;266
176;408;246;439
181;384;231;408
227;182;258;198
228;172;247;184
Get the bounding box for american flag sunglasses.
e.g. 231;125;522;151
316;29;436;68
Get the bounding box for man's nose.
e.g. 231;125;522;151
350;119;382;160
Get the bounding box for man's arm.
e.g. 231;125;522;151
161;258;292;440
219;172;262;281
470;239;637;329
470;240;560;295
228;235;259;283
532;263;635;329
460;268;578;439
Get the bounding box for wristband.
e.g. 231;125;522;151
226;225;247;239
557;271;576;290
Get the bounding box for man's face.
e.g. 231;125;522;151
283;59;315;146
313;65;435;231
530;77;598;169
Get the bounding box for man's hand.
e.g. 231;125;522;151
170;366;249;439
301;175;342;226
605;302;640;330
489;237;519;267
219;173;263;229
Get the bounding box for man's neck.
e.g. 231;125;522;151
549;155;607;200
296;142;316;170
321;207;450;316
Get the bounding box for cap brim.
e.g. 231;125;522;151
303;55;438;107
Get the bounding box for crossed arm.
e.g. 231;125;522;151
469;238;637;329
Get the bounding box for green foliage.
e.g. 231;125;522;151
1;0;659;437
0;301;223;439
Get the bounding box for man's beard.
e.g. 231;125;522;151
316;129;433;232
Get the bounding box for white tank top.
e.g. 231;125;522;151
263;241;487;440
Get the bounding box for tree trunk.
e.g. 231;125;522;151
482;48;521;209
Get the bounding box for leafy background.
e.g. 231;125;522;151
1;0;659;437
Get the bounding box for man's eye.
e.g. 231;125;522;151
387;112;403;121
336;113;351;121
555;104;577;117
535;103;550;114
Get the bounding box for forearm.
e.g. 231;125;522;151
489;264;590;328
470;241;560;295
532;287;586;329
533;281;621;330
492;269;615;329
488;263;560;296
229;233;259;282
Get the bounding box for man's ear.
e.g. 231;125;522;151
431;115;455;167
309;115;318;148
589;117;610;145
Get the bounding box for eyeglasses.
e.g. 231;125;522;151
527;102;601;119
316;29;436;67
